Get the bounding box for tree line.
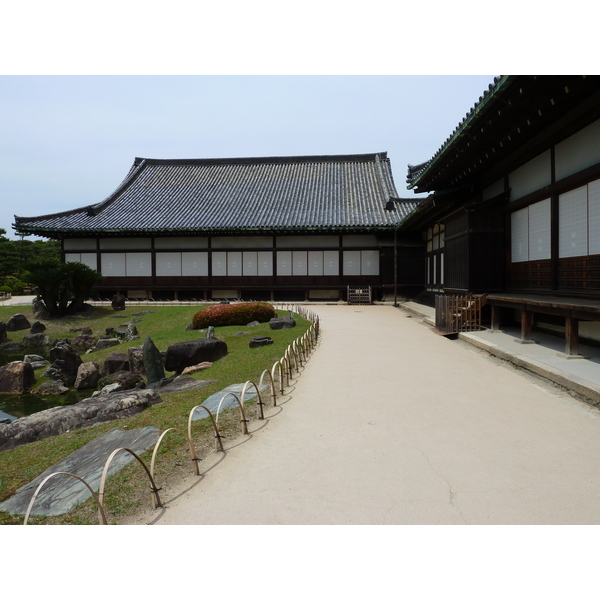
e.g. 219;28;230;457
0;229;61;294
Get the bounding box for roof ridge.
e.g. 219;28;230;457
134;152;388;167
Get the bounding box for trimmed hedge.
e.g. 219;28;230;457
191;302;277;329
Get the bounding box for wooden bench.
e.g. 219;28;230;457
486;293;600;357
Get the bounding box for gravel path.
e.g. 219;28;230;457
128;304;600;525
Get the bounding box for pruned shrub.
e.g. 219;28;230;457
191;302;276;329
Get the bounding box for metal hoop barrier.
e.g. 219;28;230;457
270;359;285;396
215;392;248;435
240;380;265;420
23;471;108;525
292;339;303;367
98;447;163;511
284;347;294;377
188;405;225;452
19;308;320;523
258;368;277;407
278;355;290;388
150;427;200;478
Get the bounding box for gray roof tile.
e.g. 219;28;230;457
14;153;421;237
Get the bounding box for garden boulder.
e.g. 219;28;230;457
6;313;31;332
164;338;228;373
269;317;296;330
45;341;83;386
0;361;35;394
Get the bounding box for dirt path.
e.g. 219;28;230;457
126;305;600;525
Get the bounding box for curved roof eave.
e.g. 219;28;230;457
407;76;510;191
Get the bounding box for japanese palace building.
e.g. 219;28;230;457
14;74;600;349
13;153;423;302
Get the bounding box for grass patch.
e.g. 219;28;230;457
0;303;312;525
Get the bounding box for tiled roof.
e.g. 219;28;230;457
406;75;600;193
14;153;421;237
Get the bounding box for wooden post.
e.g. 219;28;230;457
565;314;579;356
521;309;534;342
491;304;501;331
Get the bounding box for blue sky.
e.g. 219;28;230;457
1;75;496;239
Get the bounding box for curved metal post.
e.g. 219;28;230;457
215;392;248;435
270;360;284;396
258;368;277;407
279;356;290;387
188;404;224;452
240;380;264;420
150;427;200;478
23;471;107;525
98;447;162;511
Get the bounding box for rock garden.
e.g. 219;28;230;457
0;300;307;524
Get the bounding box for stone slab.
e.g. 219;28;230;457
191;382;270;420
0;426;160;516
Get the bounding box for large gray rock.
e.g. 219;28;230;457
45;341;83;387
0;361;35;394
164;338;228;373
142;336;165;385
0;388;163;452
22;333;51;347
70;335;97;352
37;380;69;395
100;370;145;391
102;352;130;376
111;294;126;311
74;361;101;390
114;322;139;341
128;346;145;375
92;338;121;351
269;317;296;330
29;321;47;334
249;335;274;348
6;313;31;332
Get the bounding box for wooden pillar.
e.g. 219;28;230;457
565;314;579;356
491;304;501;331
520;309;534;342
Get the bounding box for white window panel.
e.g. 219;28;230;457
292;251;308;276
528;198;551;260
65;253;80;264
212;252;227;276
588;180;600;256
308;251;323;276
343;250;361;275
156;252;182;276
511;208;529;263
277;251;292;276
361;250;379;275
228;252;242;276
79;253;97;270
243;252;258;276
559;186;588;258
257;252;273;276
101;253;126;276
126;252;152;276
323;251;339;276
182;252;208;276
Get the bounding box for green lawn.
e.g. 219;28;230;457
0;303;314;524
